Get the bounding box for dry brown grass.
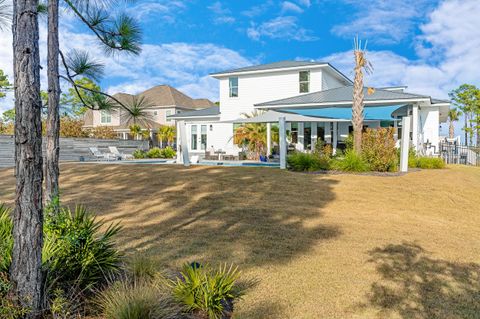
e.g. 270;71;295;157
0;164;479;318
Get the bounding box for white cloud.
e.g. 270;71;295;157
297;0;311;7
281;1;303;14
247;16;318;42
241;1;274;18
126;1;185;23
208;1;235;25
332;0;437;44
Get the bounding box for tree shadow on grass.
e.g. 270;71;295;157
366;242;480;319
53;164;341;270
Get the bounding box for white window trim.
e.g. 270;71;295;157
299;71;310;93
229;77;239;98
100;110;111;124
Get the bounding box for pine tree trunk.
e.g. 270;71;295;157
449;121;454;139
11;0;44;317
352;51;364;153
46;0;60;208
464;113;468;146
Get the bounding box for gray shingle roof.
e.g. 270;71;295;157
210;60;327;76
255;86;431;107
432;98;450;104
168;105;220;119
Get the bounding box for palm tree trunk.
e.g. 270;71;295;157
352;51;364;153
449;121;454;139
46;0;60;209
11;0;44;316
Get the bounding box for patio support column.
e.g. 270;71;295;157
279;117;287;169
311;123;317;151
178;120;190;166
332;122;338;155
412;104;419;151
266;122;272;156
297;122;304;151
400;116;411;172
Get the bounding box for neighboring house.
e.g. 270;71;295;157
83;85;215;139
169;60;449;157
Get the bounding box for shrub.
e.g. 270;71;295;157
344;134;354;151
133;149;146;159
146;147;162;158
415;157;446;169
332;150;369;172
0;204;122;293
168;263;250;319
361;128;397;172
89;126;117;139
43;206;122;292
60;117;88;138
287;152;330;171
0;272;29;319
160;146;176;159
0;204;13;273
98;279;180;319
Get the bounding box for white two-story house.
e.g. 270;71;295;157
169;60;450;158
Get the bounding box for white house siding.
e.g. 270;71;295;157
419;106;439;154
218;68;324;121
322;71;345;90
185;122;238;155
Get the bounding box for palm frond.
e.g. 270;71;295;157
120;95;155;128
0;0;12;31
65;49;105;81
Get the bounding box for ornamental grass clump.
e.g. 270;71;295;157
287;152;330;171
414;157;446;169
332;149;369;172
361;128;398;172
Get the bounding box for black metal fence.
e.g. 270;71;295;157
439;141;480;166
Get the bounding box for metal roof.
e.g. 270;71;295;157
210;60;327;76
227;110;349;123
255;86;431;107
168;105;220;119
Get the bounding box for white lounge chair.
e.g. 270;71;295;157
190;155;199;164
108;146;133;160
89;147;116;161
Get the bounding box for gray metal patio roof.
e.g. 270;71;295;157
168;105;220;119
227;110;351;124
255;86;432;108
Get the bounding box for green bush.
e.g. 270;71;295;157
160;146;176;159
0;204;13;273
43;206;122;291
0;272;28;319
361;128;397;172
287;152;330;171
168;263;249;319
415;157;446;169
98;279;180;319
146;147;162;158
127;255;158;281
0;204;122;293
133;149;146;159
344;134;354;151
332;150;369;172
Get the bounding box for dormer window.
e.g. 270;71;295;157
100;110;111;124
299;71;310;93
229;77;238;97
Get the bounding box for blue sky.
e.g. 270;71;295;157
1;0;480;136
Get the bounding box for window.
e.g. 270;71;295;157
191;125;198;150
166;110;172;122
201;125;207;150
299;71;310;93
229;77;238;97
100;110;111;124
290;122;298;144
153;111;158;116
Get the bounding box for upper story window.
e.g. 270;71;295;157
229;77;238;97
166;110;172;122
100;110;111;124
299;71;310;93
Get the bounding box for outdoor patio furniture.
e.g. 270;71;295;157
214;150;226;160
108;146;133;160
190;155;199;163
205;150;217;160
89;147;116;161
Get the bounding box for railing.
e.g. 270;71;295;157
439;141;480;166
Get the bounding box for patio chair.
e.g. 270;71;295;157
89;147;116;161
108;146;133;160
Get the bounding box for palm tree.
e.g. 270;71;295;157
158;125;176;147
352;37;372;153
448;108;462;139
233;111;270;160
121;95;155;129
